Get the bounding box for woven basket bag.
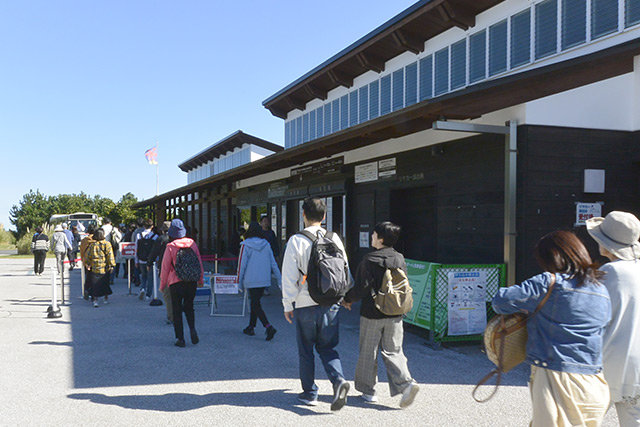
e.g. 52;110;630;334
473;273;556;402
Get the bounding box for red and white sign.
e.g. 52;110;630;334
119;242;137;259
213;275;239;294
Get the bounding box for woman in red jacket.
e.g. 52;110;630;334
160;219;204;348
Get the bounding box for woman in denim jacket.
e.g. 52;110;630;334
493;231;611;427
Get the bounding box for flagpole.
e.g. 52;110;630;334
155;141;159;196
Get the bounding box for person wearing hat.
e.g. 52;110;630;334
587;211;640;426
52;224;72;280
160;219;204;347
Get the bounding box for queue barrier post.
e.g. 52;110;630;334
47;267;62;318
149;262;163;306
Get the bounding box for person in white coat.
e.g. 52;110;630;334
587;211;640;427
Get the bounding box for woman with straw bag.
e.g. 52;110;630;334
492;231;611;426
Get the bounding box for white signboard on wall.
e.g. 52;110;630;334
355;162;378;183
359;231;370;248
575;202;602;226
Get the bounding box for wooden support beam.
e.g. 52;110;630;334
436;1;475;30
285;95;307;111
391;29;424;54
304;84;328;101
356;51;385;73
328;69;354;88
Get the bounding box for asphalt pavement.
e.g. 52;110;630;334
0;257;619;426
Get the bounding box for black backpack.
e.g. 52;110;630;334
298;230;351;306
137;232;156;261
174;247;202;282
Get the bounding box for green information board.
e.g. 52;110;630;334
403;259;438;328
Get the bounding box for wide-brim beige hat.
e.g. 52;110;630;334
54;225;64;232
586;211;640;260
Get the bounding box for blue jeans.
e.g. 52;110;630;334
140;263;152;296
295;304;345;398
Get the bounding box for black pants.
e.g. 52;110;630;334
33;250;47;274
67;249;75;268
248;287;269;329
170;281;196;341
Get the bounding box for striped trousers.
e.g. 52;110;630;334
355;315;414;397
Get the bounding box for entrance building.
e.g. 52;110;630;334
135;0;640;282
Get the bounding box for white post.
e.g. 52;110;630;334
215;253;218;275
153;262;158;300
48;267;62;318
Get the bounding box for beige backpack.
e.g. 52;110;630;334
372;268;414;316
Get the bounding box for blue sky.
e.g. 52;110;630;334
0;1;416;231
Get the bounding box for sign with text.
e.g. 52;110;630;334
355;162;378;183
213;275;239;294
119;242;136;259
447;271;487;336
575;202;602;226
403;259;439;329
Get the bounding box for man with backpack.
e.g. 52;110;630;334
135;219;157;302
281;197;352;411
343;221;419;408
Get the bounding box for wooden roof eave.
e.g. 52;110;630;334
135;39;640;209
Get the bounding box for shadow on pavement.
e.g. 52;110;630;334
62;266;529;391
67;390;332;416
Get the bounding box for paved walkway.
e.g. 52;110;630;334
0;258;619;426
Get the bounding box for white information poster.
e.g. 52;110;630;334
359;231;370;248
355;162;378;183
281;202;286;240
575;202;602;226
447;271;487;336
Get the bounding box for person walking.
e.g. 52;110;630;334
281;197;351;410
492;231;611;427
80;225;96;300
260;215;280;296
238;221;281;340
135;219;157;301
343;221;420;408
61;223;75;271
149;221;171;320
160;219;204;348
70;226;80;269
31;226;49;275
587;211;640;426
85;228;115;307
52;225;72;281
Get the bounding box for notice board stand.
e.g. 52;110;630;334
209;275;247;317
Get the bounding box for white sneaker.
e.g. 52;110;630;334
144;296;151;302
138;289;146;300
103;299;110;305
93;301;99;308
399;382;419;408
361;393;378;403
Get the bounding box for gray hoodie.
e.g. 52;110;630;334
238;237;282;289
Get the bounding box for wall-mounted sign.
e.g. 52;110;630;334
359;231;370;248
575;202;603;226
378;158;397;180
355;162;378;183
355;158;397;183
291;157;344;180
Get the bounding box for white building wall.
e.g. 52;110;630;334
284;0;640;138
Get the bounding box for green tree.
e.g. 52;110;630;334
9;190;49;237
109;192;140;226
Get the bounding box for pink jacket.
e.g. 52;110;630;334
160;237;204;290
